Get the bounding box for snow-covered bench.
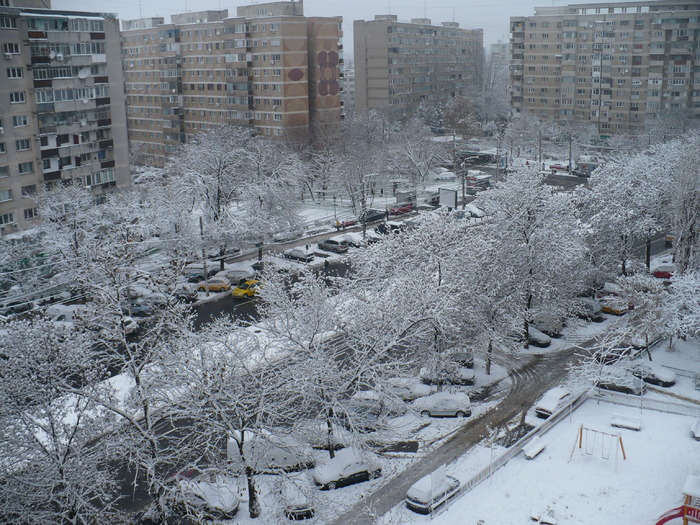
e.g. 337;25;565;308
692;419;700;441
523;436;546;460
611;413;642;431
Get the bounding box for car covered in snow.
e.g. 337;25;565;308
318;238;349;253
534;387;571;419
420;364;475;386
312;447;381;490
283;247;314;263
385;377;433;401
434;171;457;181
595;373;646;395
413;391;472;418
280;474;315;520
527;326;552;348
628;361;676;387
405;473;460;514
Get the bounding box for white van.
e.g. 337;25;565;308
405;473;460;514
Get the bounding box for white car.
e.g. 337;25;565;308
405;473;460;514
283;247;314;263
628;361;676;387
413;391;472;418
386;377;433;401
434;171;457;181
420;365;475;386
218;268;255;285
312;447;381;490
534;387;571;419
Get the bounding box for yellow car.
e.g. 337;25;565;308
197;277;231;292
232;279;260;298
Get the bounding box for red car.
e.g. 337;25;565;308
389;204;412;215
652;264;675;279
334;218;357;230
549;164;569;172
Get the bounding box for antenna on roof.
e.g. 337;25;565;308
139;0;142;19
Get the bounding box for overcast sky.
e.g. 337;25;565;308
53;0;615;52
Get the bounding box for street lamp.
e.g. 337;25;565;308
333;195;337;220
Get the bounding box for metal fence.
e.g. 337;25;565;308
660;364;697;380
433;389;700;519
432;391;590;519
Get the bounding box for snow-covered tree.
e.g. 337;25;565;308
477;167;589;347
393;118;448;191
0;319;121;524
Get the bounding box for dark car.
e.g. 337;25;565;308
359;209;386;224
374;222;406;235
122;302;154;318
318;239;349;254
629;362;676;387
312;447;381;490
595;374;646;395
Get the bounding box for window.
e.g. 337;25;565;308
9;91;25;103
24;208;38;220
0;189;12;202
0;212;14;225
18;161;33;174
0;17;17;29
3;43;20;54
6;67;23;79
21;184;36;196
15;139;30;151
12;115;27;127
0;166;7;177
0;143;4;154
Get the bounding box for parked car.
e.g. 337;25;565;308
219;268;256;285
283;247;314;263
629;361;676;387
232;279;260;299
389;204;412;215
574;297;604;322
122;302;154;318
420;364;475;386
600;297;630;316
173;283;198;303
197;277;231;293
273;231;303;243
534;387;571;419
385;377;433;401
549;163;569;172
374;221;406;235
532;314;563;337
413;391;472;418
334;218;357;230
450;351;474;369
226;430;315;474
652;264;676;279
595;374;646;395
359;209;386;224
405;473;460;514
280;474;315;520
527;326;552;348
593;346;635;365
312;447;381;490
318;239;349;254
464;204;485;219
434;171;457;181
184;265;218;283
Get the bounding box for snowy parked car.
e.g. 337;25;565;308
318;238;349;253
420;364;475;386
386;377;433;401
434;171;457;181
628;361;676;387
226;430;315;474
413;392;472;418
405;473;460;514
218;268;256;285
283;247;314;263
280;474;315;520
527;326;552;348
312;447;381;490
574;297;604;322
535;387;571;419
595;374;646;395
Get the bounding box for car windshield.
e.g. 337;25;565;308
238;283;252;290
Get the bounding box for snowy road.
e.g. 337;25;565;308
329;345;584;524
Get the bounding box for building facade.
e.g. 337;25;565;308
353;15;483;119
0;0;130;235
121;1;343;167
510;1;700;135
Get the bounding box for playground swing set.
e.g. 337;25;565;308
568;424;626;463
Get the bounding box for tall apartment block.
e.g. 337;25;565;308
121;1;343;167
510;1;700;135
353;15;484;119
0;0;130;236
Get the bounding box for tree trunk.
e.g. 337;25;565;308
486;340;492;375
246;465;260;518
326;407;335;459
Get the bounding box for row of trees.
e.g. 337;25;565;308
1;121;699;523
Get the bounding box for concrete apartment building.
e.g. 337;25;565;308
510;0;700;135
121;1;343;167
353;15;484;119
0;0;129;236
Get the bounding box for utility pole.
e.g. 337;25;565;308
200;217;210;297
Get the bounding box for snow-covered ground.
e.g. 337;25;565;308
379;338;700;525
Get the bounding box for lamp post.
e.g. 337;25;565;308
333;195;337;220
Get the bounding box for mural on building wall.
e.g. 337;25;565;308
317;50;339;96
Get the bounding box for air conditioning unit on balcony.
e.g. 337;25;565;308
4;52;10;60
55;53;63;61
0;127;4;134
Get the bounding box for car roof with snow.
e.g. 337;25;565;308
406;473;459;501
537;387;571;412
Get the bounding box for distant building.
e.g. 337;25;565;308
121;1;343;167
0;0;130;235
510;0;700;135
353;15;484;119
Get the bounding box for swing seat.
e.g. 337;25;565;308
611;413;641;431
